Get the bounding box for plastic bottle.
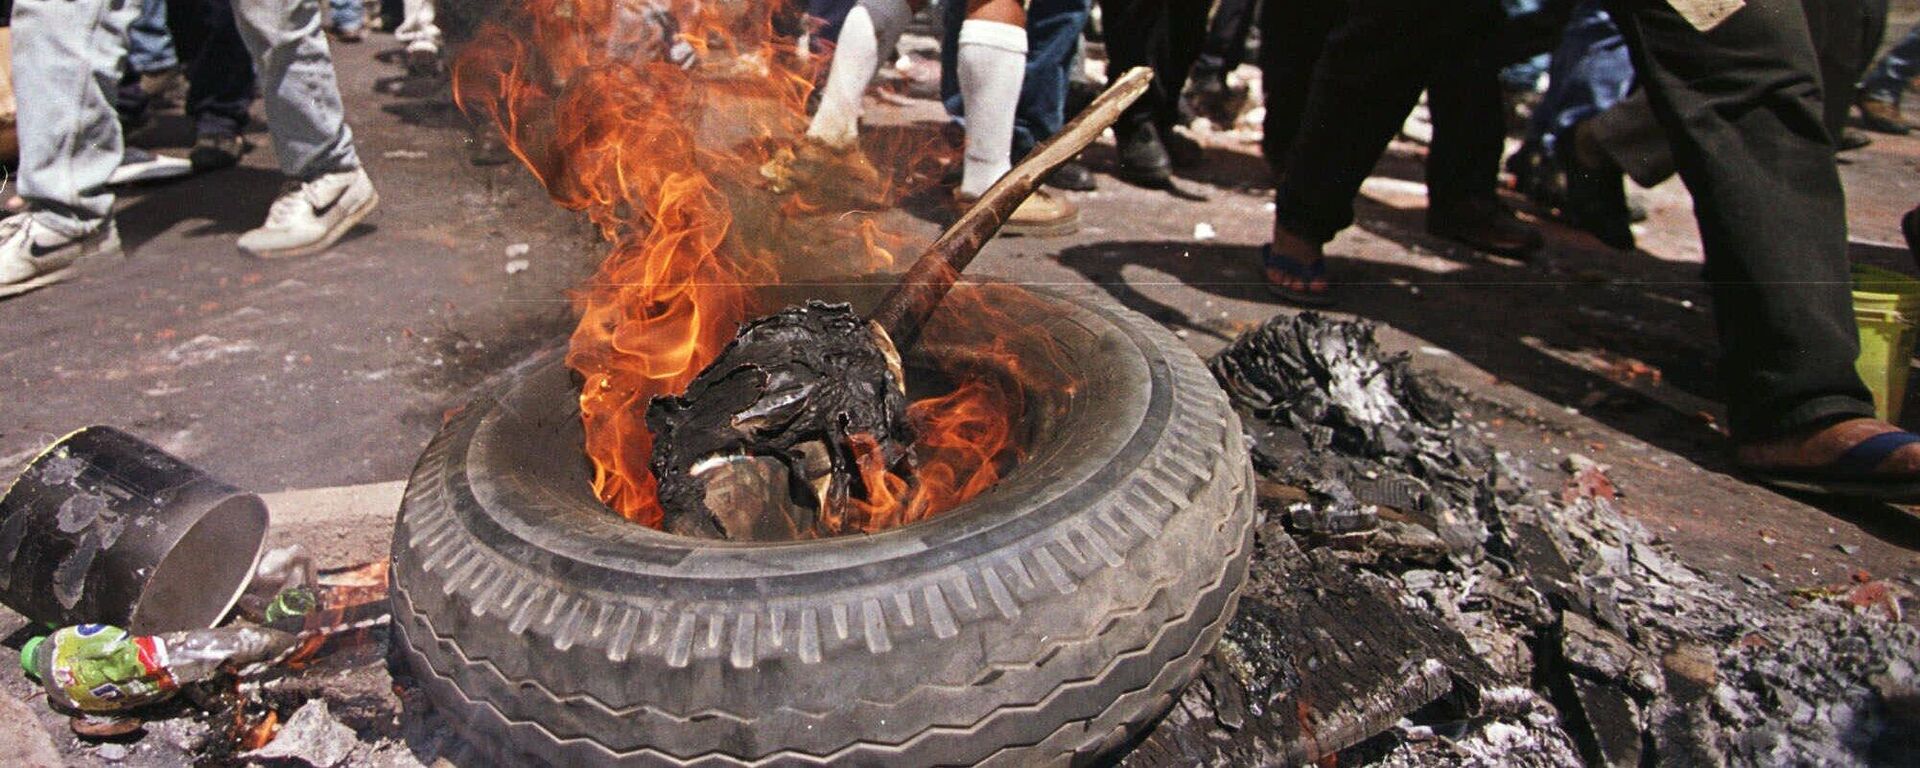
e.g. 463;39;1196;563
21;624;295;713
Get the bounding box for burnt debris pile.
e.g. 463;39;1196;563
647;301;915;540
1135;312;1920;766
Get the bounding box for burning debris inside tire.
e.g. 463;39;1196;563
647;302;915;539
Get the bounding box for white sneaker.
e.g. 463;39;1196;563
0;214;122;299
109;148;195;185
237;167;378;259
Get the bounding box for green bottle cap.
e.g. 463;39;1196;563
20;636;44;679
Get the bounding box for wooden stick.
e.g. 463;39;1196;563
869;67;1154;348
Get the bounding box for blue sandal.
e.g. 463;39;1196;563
1262;244;1333;307
1742;430;1920;502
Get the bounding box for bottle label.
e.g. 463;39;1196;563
47;625;179;712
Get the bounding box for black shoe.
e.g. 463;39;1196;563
189;133;249;171
1114;124;1172;188
1046;160;1097;192
1161;128;1203;168
1427;199;1545;259
1839;128;1873;152
1562;157;1635;250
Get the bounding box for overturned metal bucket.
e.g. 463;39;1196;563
0;426;269;633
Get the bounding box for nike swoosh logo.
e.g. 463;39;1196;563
27;239;68;259
311;189;344;217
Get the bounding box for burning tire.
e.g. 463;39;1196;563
388;286;1254;766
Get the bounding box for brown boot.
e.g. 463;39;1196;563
954;189;1080;238
1857;96;1912;135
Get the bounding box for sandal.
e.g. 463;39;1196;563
1741;430;1920;502
1263;243;1333;306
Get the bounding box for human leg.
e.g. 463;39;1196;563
128;0;178;73
1255;0;1344;177
805;0;916;148
1606;0;1874;443
2;0;132;296
176;0;257;169
11;0;138;236
955;0;1025;197
1008;0;1087;158
229;0;376;257
394;0;443;60
1272;0;1455;245
1425;0;1542;257
326;0;365;38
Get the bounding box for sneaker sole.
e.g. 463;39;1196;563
243;190;380;260
0;227;124;298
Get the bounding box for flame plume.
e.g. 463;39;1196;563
456;0;1063;532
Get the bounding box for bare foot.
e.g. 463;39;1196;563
1735;417;1920;475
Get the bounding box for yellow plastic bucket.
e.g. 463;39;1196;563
1852;264;1920;423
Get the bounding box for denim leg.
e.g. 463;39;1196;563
1861;20;1920;104
230;0;360;177
326;0;363;30
1522;0;1633;162
128;0;178;73
12;0;139;237
1011;0;1088;157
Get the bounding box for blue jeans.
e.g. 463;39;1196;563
14;0;359;235
328;0;364;30
1862;20;1920;104
940;0;1091;158
1518;0;1633;163
128;0;178;73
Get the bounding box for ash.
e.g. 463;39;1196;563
1166;312;1920;766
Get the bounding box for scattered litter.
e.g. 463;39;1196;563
505;259;531;274
22;624;294;713
1192;222;1217;241
380;149;429;160
503;242;531;258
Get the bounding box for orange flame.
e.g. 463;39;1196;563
456;0;1065;531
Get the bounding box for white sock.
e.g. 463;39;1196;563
806;0;913;148
956;20;1028;198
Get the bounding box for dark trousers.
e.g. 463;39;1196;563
1193;0;1259;81
1602;0;1873;438
1092;0;1205;138
1804;0;1885;140
1264;0;1506;240
168;0;256;137
940;0;1092;157
1586;0;1879;185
